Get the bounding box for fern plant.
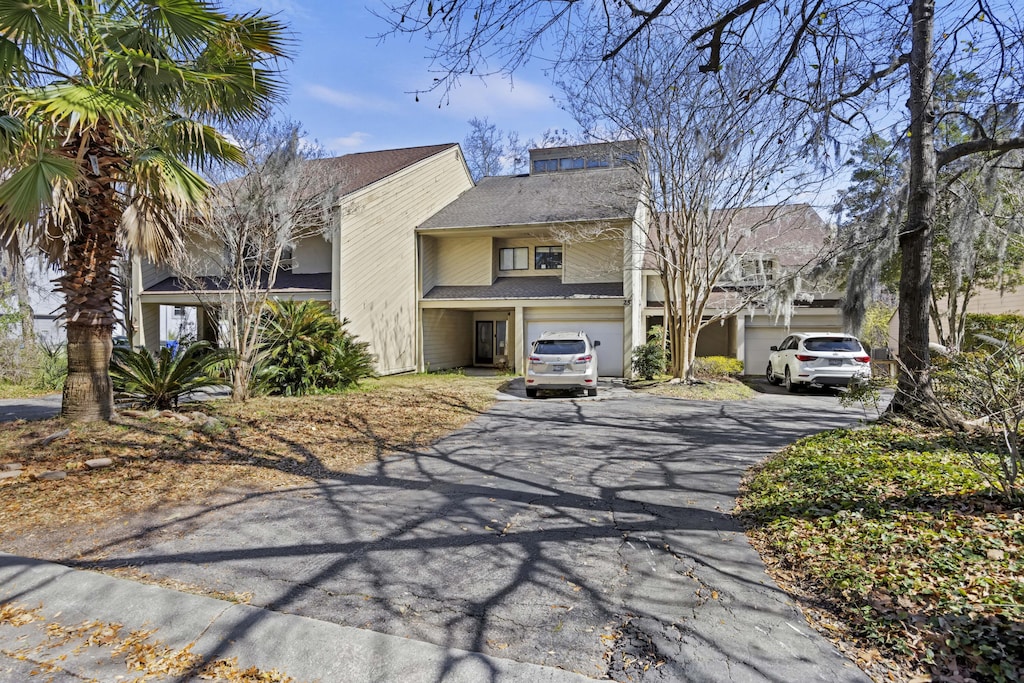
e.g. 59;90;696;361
109;341;232;409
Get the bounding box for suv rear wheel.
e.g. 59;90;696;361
784;367;800;393
526;388;538;398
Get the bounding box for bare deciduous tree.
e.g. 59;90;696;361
172;120;338;401
556;24;830;378
380;0;1024;416
464;117;507;180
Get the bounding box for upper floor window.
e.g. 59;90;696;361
533;156;592;173
500;247;529;271
535;246;563;270
739;256;774;282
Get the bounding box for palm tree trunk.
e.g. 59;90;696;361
59;127;122;421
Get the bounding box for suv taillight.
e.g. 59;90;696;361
854;355;871;363
795;354;816;362
529;356;541;362
574;354;592;364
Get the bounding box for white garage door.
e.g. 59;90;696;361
526;321;624;376
744;327;789;376
744;323;844;375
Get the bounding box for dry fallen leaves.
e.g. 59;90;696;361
0;374;501;560
1;601;302;682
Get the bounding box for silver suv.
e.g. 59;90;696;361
525;331;600;398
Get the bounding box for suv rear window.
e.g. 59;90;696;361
534;340;586;355
804;337;862;352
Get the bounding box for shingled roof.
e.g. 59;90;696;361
310;143;458;197
424;276;623;300
146;272;331;294
644;204;828;270
419;166;641;230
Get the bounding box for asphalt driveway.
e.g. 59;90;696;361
68;389;873;682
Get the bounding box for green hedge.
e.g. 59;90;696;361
691;355;743;378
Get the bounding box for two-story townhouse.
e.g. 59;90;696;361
132;143;474;375
642;204;846;372
416;141;649;377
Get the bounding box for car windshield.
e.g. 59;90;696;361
534;340;586;355
804;337;862;352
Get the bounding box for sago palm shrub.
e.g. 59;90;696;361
110;341;232;410
255;300;375;396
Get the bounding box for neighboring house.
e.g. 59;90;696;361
416;141;649;377
643;204;847;373
0;254;65;343
132;143;474;374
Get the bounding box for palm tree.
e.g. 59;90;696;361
0;1;287;421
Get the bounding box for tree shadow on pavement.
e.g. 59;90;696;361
44;393;870;682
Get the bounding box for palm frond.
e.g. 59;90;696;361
0;150;76;224
0;114;24;156
138;0;222;52
0;36;28;80
0;0;80;69
122;148;210;261
185;58;286;123
17;83;144;131
157;116;244;168
222;12;292;59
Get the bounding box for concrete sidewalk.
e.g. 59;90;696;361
0;553;594;683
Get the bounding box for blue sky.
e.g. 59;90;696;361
230;1;579;155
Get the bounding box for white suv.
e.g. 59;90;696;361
766;332;871;392
525;331;600;398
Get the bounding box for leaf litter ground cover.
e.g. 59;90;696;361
1;374;501;679
738;425;1023;683
0;373;501;561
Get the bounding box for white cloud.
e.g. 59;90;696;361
429;76;555;118
325;132;372;153
304;83;396;113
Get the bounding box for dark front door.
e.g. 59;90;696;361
475;321;494;364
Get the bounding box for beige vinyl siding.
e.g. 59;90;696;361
140;259;173;289
423;309;473;370
646;275;664;304
563;237;622;284
965;287;1024;314
339;147;474;375
435;235;493;285
695;320;732;357
140;303;161;353
493;237;561;278
421;235;439;293
292;236;332;274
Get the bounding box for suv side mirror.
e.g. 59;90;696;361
770;345;778;351
593;340;601;347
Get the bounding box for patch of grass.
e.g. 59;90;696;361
629;376;756;400
739;425;1023;682
0;382;56;399
0;373;501;556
